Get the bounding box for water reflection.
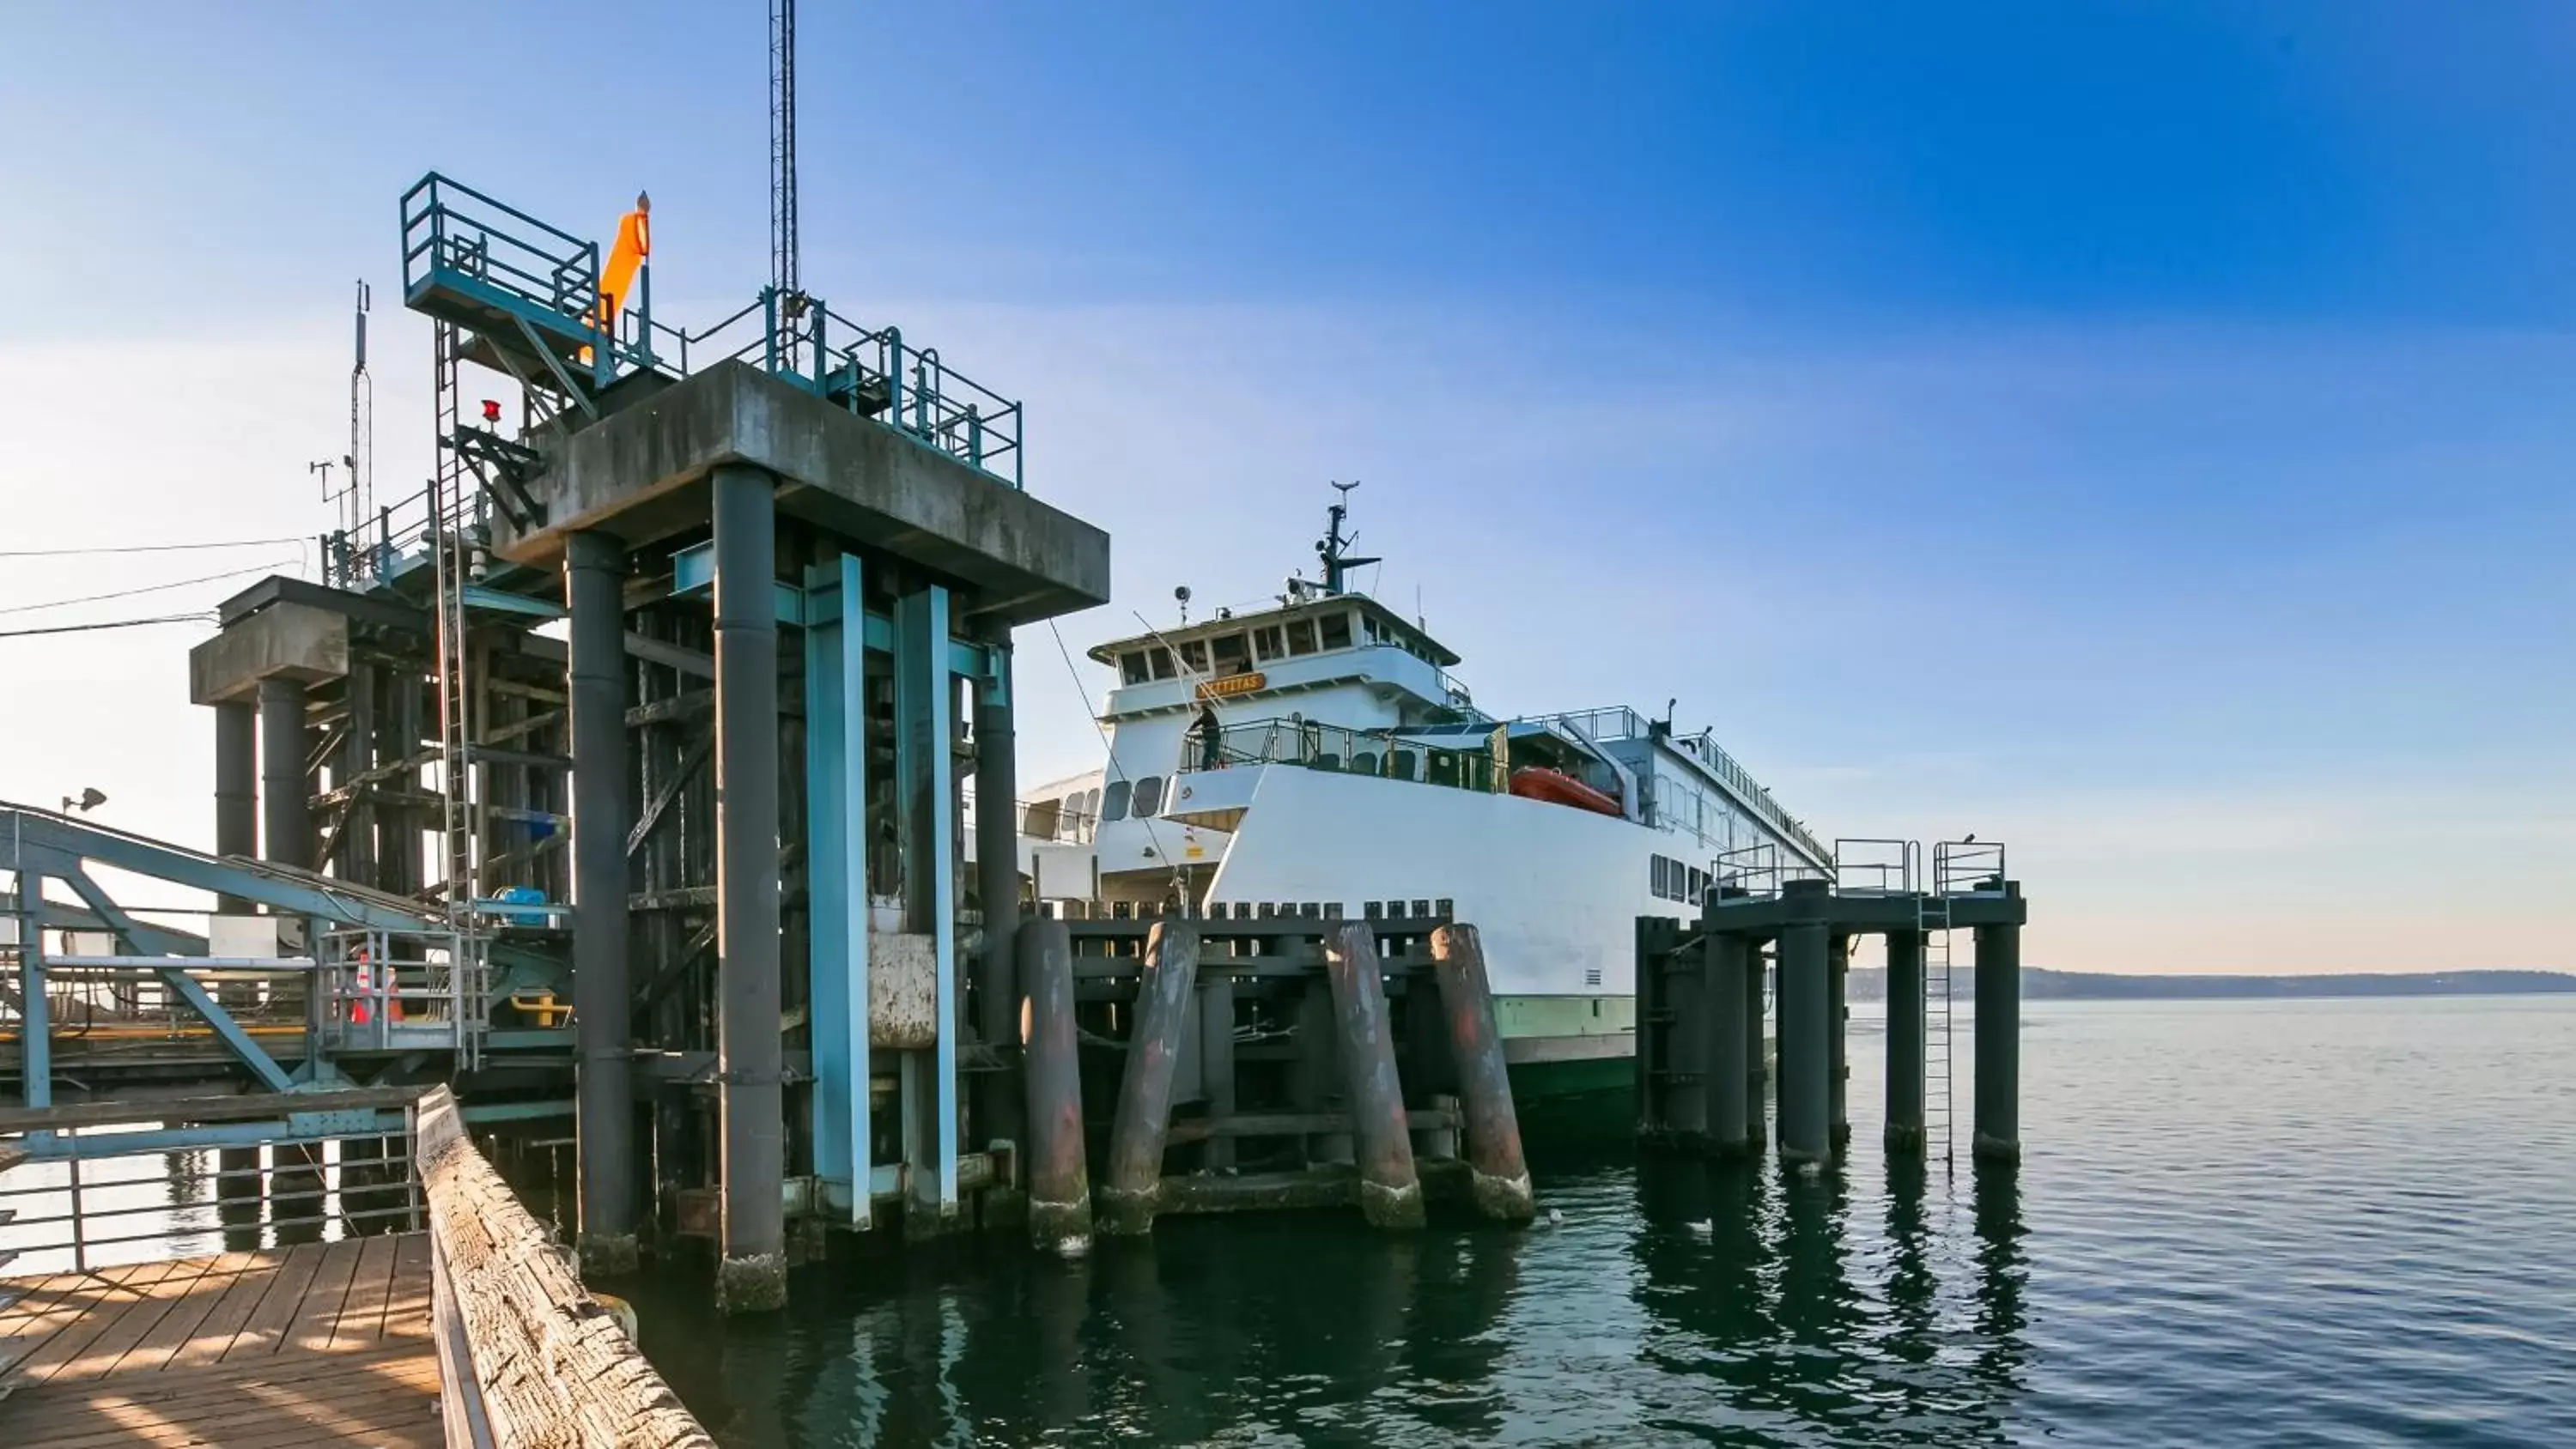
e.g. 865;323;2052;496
627;1149;2031;1446
1625;1155;2032;1445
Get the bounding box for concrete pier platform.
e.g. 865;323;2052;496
0;1235;440;1446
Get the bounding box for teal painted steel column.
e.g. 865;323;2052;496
802;554;872;1227
15;868;47;1110
895;581;960;1233
712;464;787;1312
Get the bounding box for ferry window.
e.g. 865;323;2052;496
1649;857;1668;897
1060;793;1084;835
1686;866;1704;901
1319;612;1353;650
1148;648;1176;681
1212;633;1251;675
1178;639;1210;674
1285;619;1319;656
1120;652;1150;686
1101;780;1132;822
1133;775;1165;816
1022;798;1060;838
1084;788;1101;824
1252;626;1285;661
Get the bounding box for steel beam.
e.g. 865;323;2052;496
711;464;787;1312
971;621;1024;1159
566;529;637;1274
802;553;871;1228
258;676;311;870
214;700;257;912
894;580;960;1232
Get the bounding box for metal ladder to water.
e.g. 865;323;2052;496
1919;876;1957;1171
427;318;492;1070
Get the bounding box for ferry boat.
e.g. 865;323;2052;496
1017;488;1832;1096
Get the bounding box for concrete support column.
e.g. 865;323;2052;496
1884;928;1926;1155
1828;931;1852;1152
256;677;310;869
1707;931;1751;1156
971;624;1026;1164
213;701;256;906
566;530;638;1276
1777;919;1832;1168
711;465;786;1312
1973;912;2021;1164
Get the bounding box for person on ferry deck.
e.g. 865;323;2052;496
1195;705;1224;770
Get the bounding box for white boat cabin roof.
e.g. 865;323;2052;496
1086;591;1461;688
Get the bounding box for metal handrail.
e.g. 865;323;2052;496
0;1098;424;1276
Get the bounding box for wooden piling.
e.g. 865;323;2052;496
1324;924;1425;1229
1018;919;1092;1255
1431;924;1534;1224
1099;920;1200;1235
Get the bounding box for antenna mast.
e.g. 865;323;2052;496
1316;480;1381;597
769;0;799;309
348;279;372;541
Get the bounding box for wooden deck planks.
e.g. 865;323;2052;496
0;1236;442;1449
328;1231;399;1349
158;1248;285;1371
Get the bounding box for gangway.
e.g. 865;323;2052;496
1;802;563;1104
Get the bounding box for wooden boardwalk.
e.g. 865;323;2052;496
0;1234;439;1447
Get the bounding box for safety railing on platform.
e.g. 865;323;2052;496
1714;840;1830;899
1832;837;1920;894
0;1090;425;1276
349;173;1030;596
1934;840;2008;896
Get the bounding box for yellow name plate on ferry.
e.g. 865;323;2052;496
1197;672;1266;699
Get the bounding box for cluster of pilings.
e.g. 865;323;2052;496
1637;873;2027;1168
1015;909;1535;1253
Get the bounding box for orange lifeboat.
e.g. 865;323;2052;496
1508;767;1624;818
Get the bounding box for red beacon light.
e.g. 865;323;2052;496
480;398;502;425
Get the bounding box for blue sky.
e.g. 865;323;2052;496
1;3;2569;970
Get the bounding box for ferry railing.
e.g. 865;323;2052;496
1545;705;1830;867
0;1089;426;1276
1188;717;1501;792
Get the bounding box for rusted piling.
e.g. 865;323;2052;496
1431;924;1533;1224
1743;942;1769;1148
1324;924;1425;1229
1018;919;1092;1255
1099;920;1200;1235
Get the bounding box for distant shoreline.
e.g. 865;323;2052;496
1844;967;2576;1002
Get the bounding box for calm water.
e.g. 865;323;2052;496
631;997;2576;1446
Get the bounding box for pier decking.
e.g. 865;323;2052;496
0;1235;439;1446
